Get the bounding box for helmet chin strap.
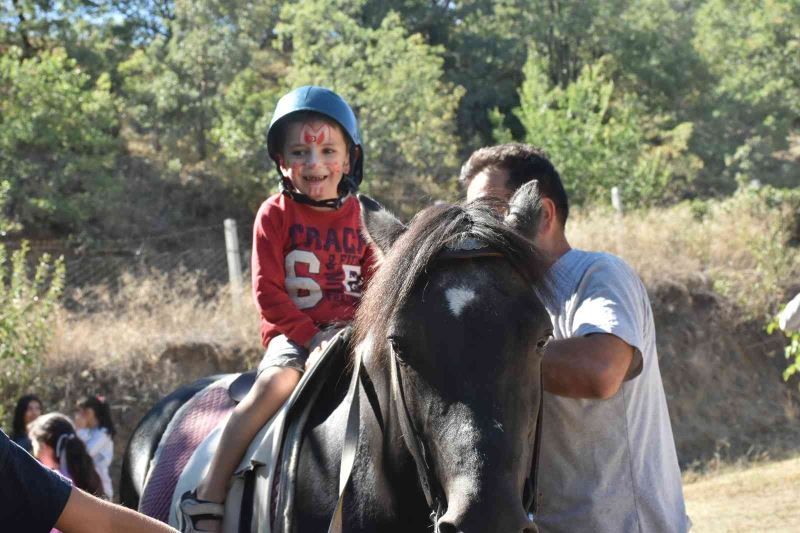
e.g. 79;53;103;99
279;175;357;210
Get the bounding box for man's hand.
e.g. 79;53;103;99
542;333;638;399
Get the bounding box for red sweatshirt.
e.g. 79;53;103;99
251;193;374;348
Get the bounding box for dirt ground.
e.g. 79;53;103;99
683;456;800;532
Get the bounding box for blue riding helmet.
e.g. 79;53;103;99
267;86;363;209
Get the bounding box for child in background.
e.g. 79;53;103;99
75;395;116;500
28;412;105;499
178;86;373;533
11;394;43;453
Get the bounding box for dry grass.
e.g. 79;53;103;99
49;269;260;369
683;455;800;531
568;191;800;320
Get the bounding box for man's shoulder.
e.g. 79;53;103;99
573;249;639;281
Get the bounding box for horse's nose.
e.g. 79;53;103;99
436;499;537;533
437;515;537;533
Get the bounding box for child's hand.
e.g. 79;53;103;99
305;339;331;370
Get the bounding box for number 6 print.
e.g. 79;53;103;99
285;250;323;309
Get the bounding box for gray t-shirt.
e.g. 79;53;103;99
536;249;689;533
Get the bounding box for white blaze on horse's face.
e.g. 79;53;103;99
445;286;477;318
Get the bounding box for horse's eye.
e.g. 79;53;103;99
387;336;408;364
536;334;552;350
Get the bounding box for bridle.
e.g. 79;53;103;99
389;340;447;525
328;240;544;532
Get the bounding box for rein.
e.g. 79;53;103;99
328;239;543;532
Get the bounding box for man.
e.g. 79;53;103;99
461;143;689;532
1;428;177;533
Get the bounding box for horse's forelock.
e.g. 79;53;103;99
352;200;547;364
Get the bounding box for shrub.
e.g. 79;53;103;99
0;242;65;426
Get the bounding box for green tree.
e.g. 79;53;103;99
119;0;283;180
508;49;692;207
210;65;283;208
693;0;800;192
278;0;464;213
0;46;120;236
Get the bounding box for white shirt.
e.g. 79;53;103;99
536;249;689;533
77;427;114;499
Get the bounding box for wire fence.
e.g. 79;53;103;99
3;219;253;304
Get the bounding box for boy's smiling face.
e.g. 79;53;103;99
279;119;350;203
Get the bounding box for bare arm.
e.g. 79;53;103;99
542;333;635;399
55;487;178;533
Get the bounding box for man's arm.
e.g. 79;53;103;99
542;333;635;399
55;486;178;533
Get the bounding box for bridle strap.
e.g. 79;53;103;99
525;373;545;518
327;342;445;533
389;351;446;523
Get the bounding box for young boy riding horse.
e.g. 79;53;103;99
178;86;374;533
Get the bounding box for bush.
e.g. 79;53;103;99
0;242;64;427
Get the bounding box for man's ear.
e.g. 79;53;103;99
504;180;543;241
358;194;406;258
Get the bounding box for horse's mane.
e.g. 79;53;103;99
353;198;548;361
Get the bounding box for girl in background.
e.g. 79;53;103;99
11;394;43;453
75;395;115;500
28;412;105;499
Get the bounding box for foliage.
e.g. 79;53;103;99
278;1;464;213
767;318;800;384
692;0;800;193
0;242;65;423
119;1;252;164
0;0;798;235
0;46;120;236
509;49;693;206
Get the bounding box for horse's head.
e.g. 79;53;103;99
355;183;552;533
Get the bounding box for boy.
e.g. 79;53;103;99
178;86;373;533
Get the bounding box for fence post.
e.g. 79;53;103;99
611;186;624;216
224;219;243;307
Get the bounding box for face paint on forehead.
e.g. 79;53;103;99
300;122;331;145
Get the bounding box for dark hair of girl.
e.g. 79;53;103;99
12;394;42;439
77;395;116;438
28;413;105;499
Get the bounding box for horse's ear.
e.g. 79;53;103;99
358;194;407;258
504;180;543;241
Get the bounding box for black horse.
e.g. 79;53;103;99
122;183;553;532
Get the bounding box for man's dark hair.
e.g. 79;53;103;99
459;143;569;224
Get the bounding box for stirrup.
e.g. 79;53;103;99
177;490;225;533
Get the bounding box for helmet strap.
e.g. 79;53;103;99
279;176;350;210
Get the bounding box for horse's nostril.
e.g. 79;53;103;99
437;523;459;533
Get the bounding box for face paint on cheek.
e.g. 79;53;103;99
300;123;330;145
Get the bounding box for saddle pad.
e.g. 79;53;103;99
139;378;236;522
165;329;352;532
